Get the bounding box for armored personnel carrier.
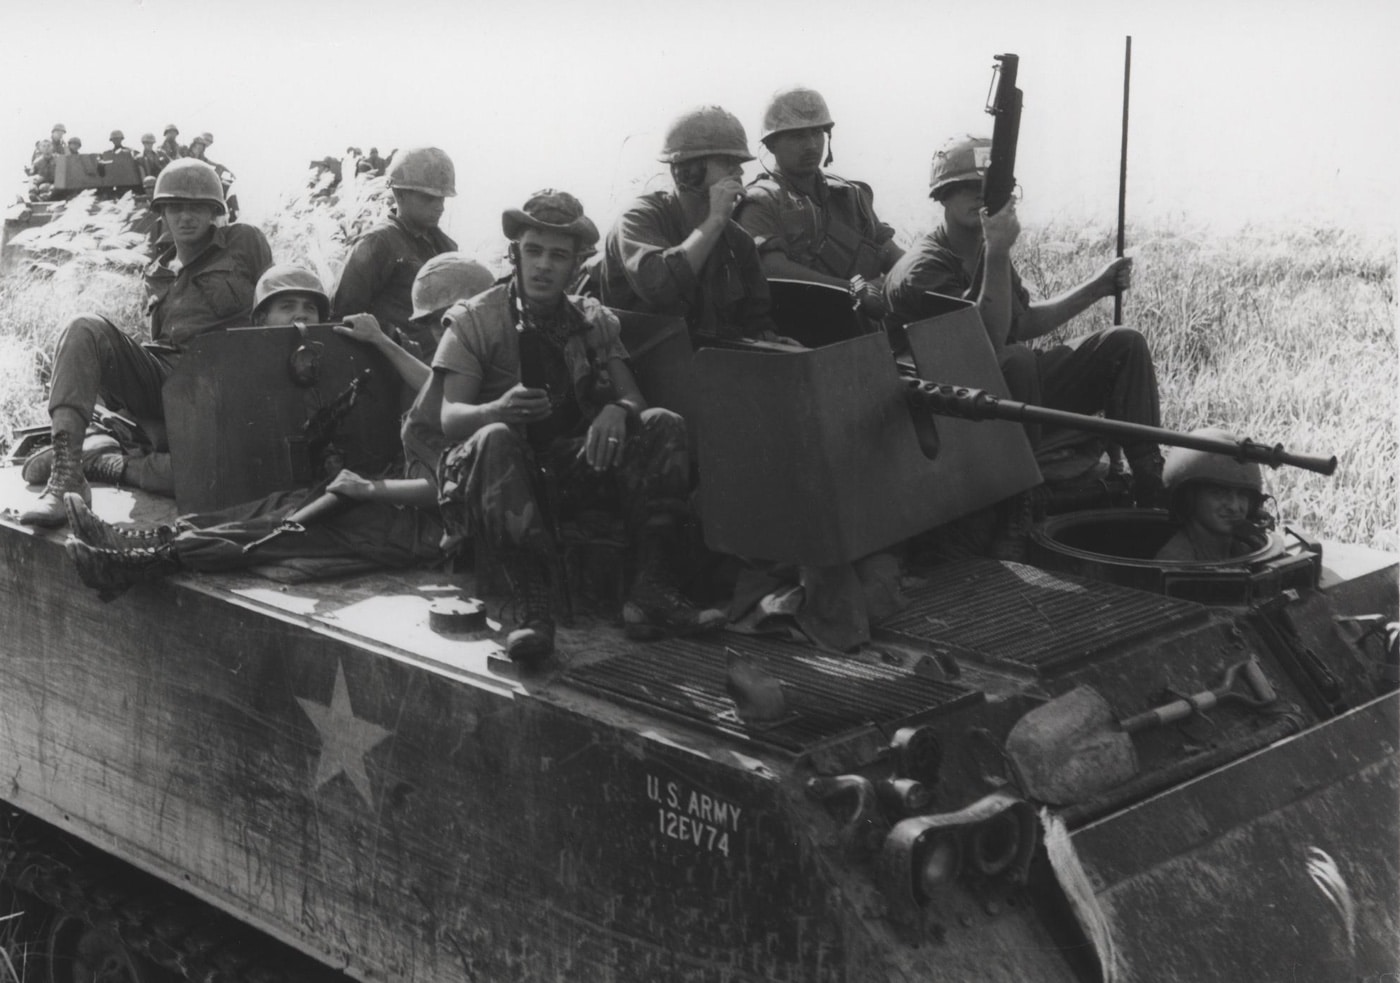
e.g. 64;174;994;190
0;282;1394;983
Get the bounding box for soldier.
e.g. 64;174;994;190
331;146;458;360
424;190;724;666
66;136;82;154
594;106;784;345
159;124;185;161
137;133;167;180
108;130;132;156
884;135;1165;507
18;159;272;527
1154;432;1267;563
187;133;238;220
49;124;68;155
61;260;498;595
28;140;56;184
735;87;903;318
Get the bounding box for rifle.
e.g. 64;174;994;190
903;379;1338;475
982;53;1021;216
240;489;355;553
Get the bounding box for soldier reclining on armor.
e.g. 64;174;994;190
413;190;725;668
63;258;495;595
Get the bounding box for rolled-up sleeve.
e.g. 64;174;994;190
614;206;698;311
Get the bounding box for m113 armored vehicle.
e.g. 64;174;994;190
0;281;1394;983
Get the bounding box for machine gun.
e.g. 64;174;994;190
904;378;1338;475
983;53;1021;216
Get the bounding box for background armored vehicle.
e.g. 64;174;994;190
0;282;1394;983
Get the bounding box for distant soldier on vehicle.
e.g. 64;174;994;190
595;106;785;345
18;159;272;527
66;136;82;154
187;133;238;220
735;86;903;318
367;147;387;176
49;124;68;156
137;133;167;180
28;140;56;186
426;190;724;666
108;130;133;156
159;124;185;161
331;146;458;360
885;135;1166;506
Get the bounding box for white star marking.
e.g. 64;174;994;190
296;661;392;808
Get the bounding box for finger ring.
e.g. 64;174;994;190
607;437;619;444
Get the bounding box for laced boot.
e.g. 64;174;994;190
64;537;180;602
502;550;556;668
19;430;89;527
22;433;125;487
64;493;176;551
623;530;726;641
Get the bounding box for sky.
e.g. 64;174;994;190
2;0;1397;259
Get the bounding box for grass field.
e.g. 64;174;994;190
1;190;1394;549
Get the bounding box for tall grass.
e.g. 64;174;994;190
1;190;1394;550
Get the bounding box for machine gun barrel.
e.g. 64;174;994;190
904;380;1337;475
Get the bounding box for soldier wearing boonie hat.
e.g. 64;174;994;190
425;189;724;668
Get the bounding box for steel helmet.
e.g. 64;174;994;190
387;147;457;197
109;129;124;142
928;135;992;199
190;134;208;148
759;86;834;143
52;123;66;134
410;253;496;320
1163;428;1263;502
501;189;599;252
151;158;227;214
199;132;214;145
658;106;754;164
253;265;330;321
163;124;179;136
141;133;156;144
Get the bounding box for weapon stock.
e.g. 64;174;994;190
904;379;1337;476
982;53;1021;216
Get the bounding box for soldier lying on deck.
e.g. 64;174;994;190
413;190;725;668
19;159;272;527
62;259;495;596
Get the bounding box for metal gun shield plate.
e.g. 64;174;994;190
163;325;400;512
53;153;144;193
696;298;1039;566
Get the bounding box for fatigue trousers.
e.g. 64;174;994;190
436;408;691;557
47;314;175;493
997;326;1161;462
171;487;441;576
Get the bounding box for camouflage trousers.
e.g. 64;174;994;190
437;408;691;555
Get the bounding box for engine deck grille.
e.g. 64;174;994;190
876;559;1209;675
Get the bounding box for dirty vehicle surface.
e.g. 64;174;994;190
0;283;1395;983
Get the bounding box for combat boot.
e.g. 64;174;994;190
19;430;89;527
64;493;176;551
623;530;726;641
502;550;555;668
21;433;125;487
64;537;180;601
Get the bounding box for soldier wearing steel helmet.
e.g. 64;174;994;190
332;146;459;358
595;106;783;344
425;190;724;667
159;124;185;161
1154;430;1269;563
49;124;68;156
885;135;1165;507
735;86;903;318
137;133;168;180
18;158;272;527
61;260;503;595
